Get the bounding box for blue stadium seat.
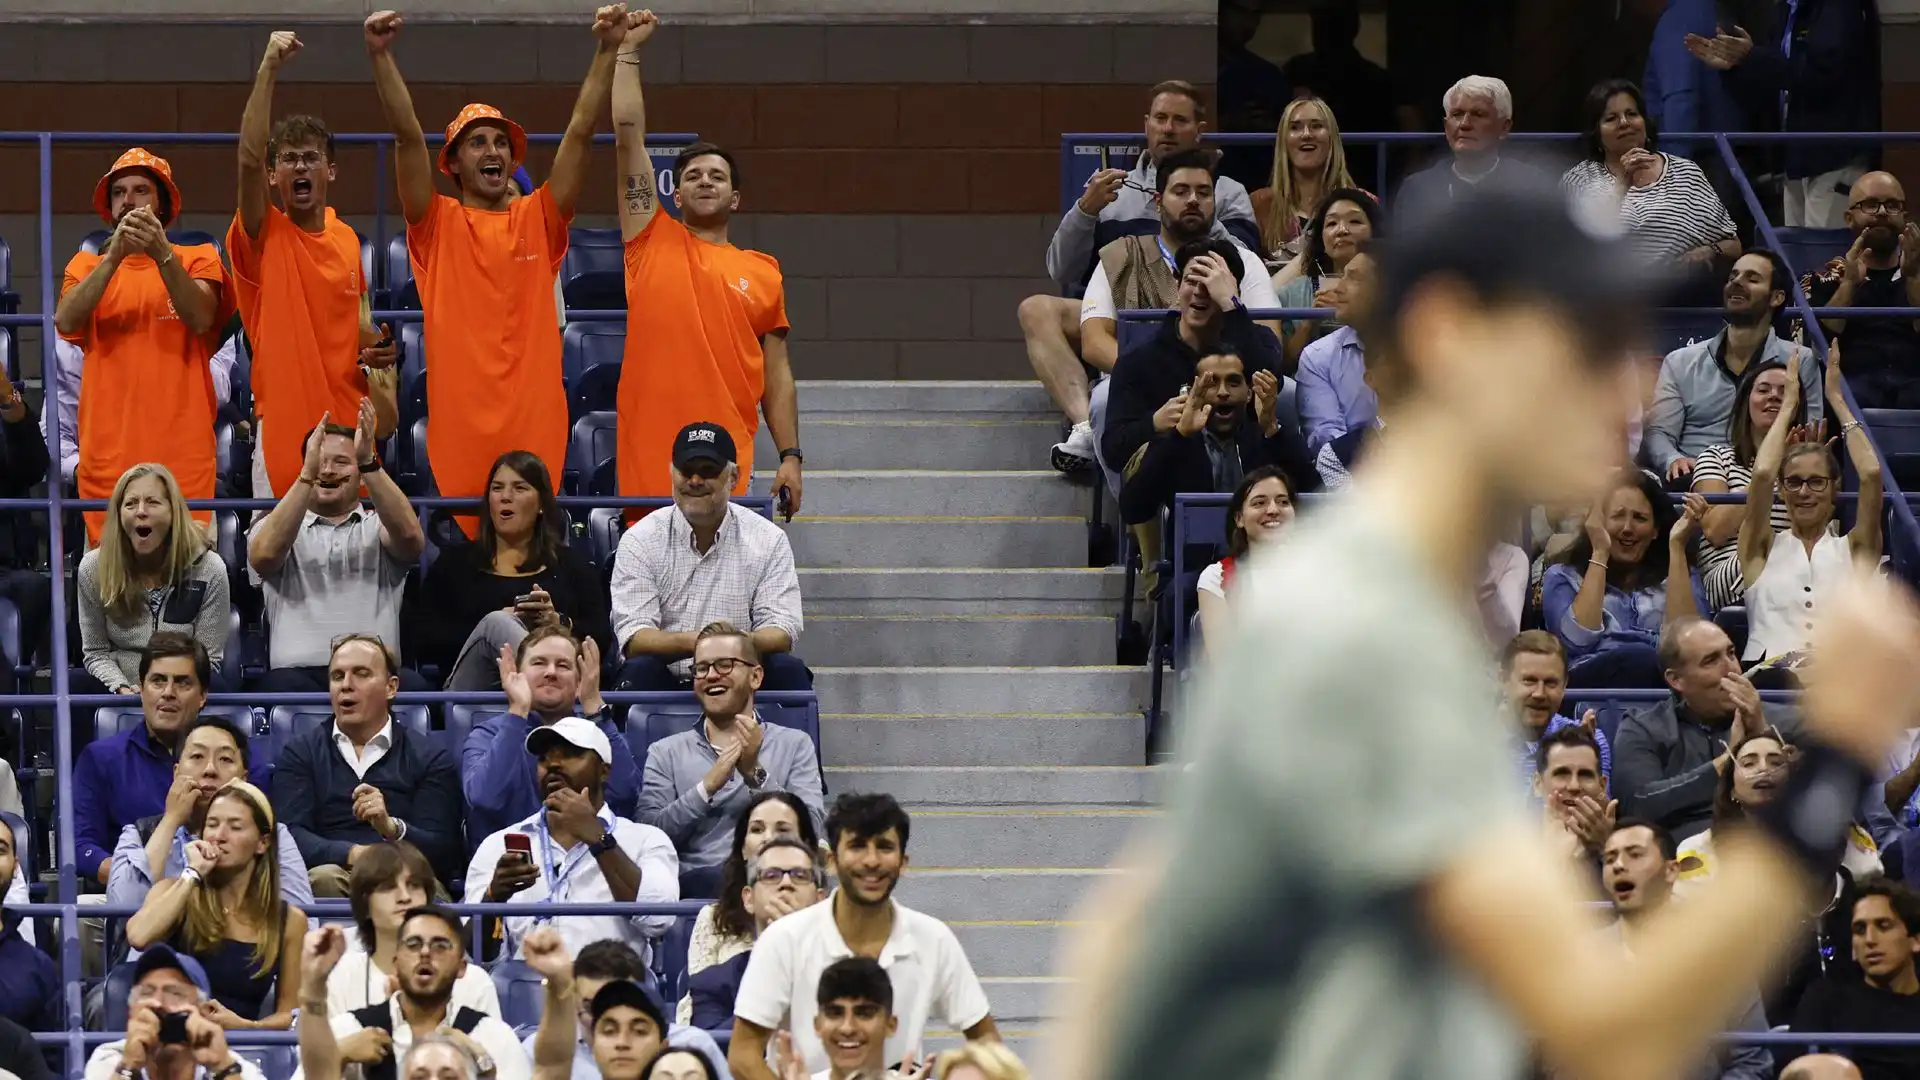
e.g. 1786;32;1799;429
1116;313;1171;357
0;235;15;314
492;958;546;1035
584;507;631;573
0;598;21;682
399;321;428;424
357;230;376;294
0;335;12;384
1169;494;1230;668
1774;227;1852;277
262;705;431;769
386;232;418;309
623;696;820;769
102;961;138;1029
561;227;627;313
1863;409;1920;492
215;423;239;486
1650;311;1724;355
566;411;619;496
562;323;624;418
94;704;259;746
653;914;696;1005
397;415;435;497
229;332;254;421
442;704;491;761
1565;697;1633;751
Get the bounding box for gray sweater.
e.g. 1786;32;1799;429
77;546;230;691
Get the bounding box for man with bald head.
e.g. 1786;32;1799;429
1802;171;1920;408
1782;1056;1863;1080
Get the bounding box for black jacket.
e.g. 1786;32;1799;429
271;717;464;887
1101;307;1282;477
1119;418;1314;526
0;402;46;570
1724;0;1879;177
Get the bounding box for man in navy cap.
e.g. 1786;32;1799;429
610;423;808;693
86;946;265;1080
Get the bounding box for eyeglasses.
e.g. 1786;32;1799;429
399;936;462;957
130;984;199;1009
755;866;815;885
1781;475;1833;493
692;658;757;678
277;151;326;169
1852;198;1905;214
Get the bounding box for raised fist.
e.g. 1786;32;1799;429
364;11;403;53
263;30;302;67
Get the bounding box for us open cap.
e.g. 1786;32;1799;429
672;422;736;471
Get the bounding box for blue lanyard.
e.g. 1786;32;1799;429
532;812;604;918
1154;236;1176;274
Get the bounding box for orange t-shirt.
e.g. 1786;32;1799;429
227;207;368;496
619;210;788;499
409;188;571;530
61;246;233;541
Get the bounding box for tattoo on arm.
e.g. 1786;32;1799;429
624;173;654;218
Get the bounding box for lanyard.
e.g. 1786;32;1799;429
532;811;606;918
1154;236;1176;274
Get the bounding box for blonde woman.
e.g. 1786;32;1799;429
76;462;230;696
1250;97;1362;274
934;1043;1031;1080
126;779;307;1029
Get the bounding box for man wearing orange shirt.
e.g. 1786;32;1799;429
366;5;629;524
612;11;803;514
232;30;396;499
54;150;232;541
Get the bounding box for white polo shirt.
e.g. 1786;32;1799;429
733;894;991;1074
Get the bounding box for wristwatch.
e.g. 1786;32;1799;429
588;831;621;857
746;767;768;789
209;1062;246;1080
778;447;803;464
472;1053;497;1079
358;456;382;473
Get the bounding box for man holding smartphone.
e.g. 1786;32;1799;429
84;947;264;1080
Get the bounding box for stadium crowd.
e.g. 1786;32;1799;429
0;0;1912;1077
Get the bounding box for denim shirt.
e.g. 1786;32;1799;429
1295;326;1377;457
1542;562;1709;661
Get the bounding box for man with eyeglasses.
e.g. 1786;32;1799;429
84;946;265;1080
464;717;679;962
294;917;530;1080
688;836;824;1032
230;30;398;499
637;622;825;895
611;424;807;694
1801;172;1920;409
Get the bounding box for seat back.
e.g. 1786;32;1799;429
399;322;428;424
562;323;625;418
1863;409;1920;492
386;233;418;309
94;704;260;746
102;961;139;1029
1774;227;1852;277
1116;314;1171;357
261;705;431;771
1170;494;1231;667
492;958;547;1035
398;415;435;497
560;228;627;312
623;696;820;767
566;411;619;495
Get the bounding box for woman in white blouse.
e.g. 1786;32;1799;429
1559;79;1738;294
1195;467;1296;659
1738;340;1883;668
328;841;500;1016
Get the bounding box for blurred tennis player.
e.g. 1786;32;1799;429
1048;180;1920;1080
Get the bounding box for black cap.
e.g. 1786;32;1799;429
671;422;736;472
589;979;668;1033
1376;175;1665;352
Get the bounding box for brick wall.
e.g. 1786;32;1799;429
0;20;1213;379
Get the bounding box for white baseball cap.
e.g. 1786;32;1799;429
525;715;613;765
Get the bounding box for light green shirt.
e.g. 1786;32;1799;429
1106;500;1528;1080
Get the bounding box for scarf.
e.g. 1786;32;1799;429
1099;234;1182;312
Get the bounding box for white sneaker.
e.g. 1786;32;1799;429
1051;420;1096;473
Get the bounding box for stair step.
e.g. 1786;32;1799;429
977;976;1071;1023
921;1032;1045;1064
949;921;1071;977
909;807;1154;868
895;869;1111;922
827;765;1159;805
753;469;1087;518
754;418;1059;472
814;666;1148;717
801;568;1124;616
784;380;1058;418
822;714;1145;767
803;614;1112;666
787;516;1086;569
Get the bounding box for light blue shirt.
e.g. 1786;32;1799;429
520;1027;732;1080
1541;562;1708;662
1294;325;1376;457
107;821;314;908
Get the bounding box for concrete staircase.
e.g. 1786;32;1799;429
754;381;1152;1061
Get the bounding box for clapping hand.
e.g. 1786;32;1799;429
354;396;378;465
1684;24;1753;70
1174;372;1215;437
497;645;534;715
1671;491;1709;545
1251;369;1280;436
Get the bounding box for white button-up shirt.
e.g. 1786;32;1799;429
334;719;394;778
464;805;680;963
288;995;531;1080
610;502;803;679
733;895;991;1074
85;1041;268;1080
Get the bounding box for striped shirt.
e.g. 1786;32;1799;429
1560;153;1736;263
610;501;804;679
1690;442;1792;610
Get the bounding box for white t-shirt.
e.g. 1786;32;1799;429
733;896;991;1074
290;996;532;1080
1080;239;1279;324
1197;561;1227;600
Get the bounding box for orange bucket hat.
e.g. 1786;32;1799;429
92;147;183;226
439;104;528;178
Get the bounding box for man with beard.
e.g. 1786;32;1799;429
231;30;396;499
1793;881;1920;1080
1501;631;1611;793
1802;172;1920;409
295;917;530;1080
1053;150;1277;480
248;401;425;696
108;713;310;907
609;11;802;514
1117;347;1314;527
1647;250;1823;487
728;793;998;1080
637;622;825;894
365;6;628;531
55;148;233;541
464;625;638;841
1600;820;1774;1080
464;717;679;961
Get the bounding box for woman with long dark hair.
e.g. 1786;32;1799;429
1195;467;1295;659
1272;189;1381;370
679;791;821;1022
418;450;611;688
1542;468;1708;687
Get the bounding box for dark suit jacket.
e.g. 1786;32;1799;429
271;716;465;886
688;951;752;1032
1119;419;1315;526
